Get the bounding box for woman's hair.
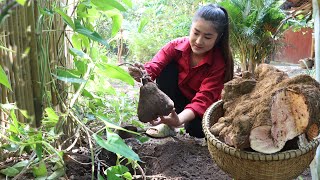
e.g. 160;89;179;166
193;4;234;82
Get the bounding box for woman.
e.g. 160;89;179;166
129;4;234;138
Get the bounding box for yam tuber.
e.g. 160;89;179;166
120;62;174;123
137;79;174;123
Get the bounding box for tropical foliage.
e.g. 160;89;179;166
124;0;198;62
219;0;287;72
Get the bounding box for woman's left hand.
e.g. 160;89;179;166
150;109;182;127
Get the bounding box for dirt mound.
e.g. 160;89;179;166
130;134;230;180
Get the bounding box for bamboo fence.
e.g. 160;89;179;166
0;1;74;128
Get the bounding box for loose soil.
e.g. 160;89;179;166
63;133;312;180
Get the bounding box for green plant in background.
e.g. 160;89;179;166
219;0;287;72
0;104;64;179
0;65;12;91
124;0;197;63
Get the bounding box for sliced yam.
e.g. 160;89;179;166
270;89;308;144
250;126;286;154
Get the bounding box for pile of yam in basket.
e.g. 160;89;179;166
210;64;320;154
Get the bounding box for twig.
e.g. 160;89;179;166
133;175;166;179
64;153;92;165
82;125;95;180
12;152;36;180
64;126;81;151
135;163;146;180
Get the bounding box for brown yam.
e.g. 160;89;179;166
137;81;174;123
210;116;232;135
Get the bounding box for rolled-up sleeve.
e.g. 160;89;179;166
144;41;177;80
185;64;225;117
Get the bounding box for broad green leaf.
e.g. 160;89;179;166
91;0;126;12
76;3;88;19
32;161;47;177
122;172;133;180
106;165;130;180
136;136;149;144
122;0;132;8
111;14;123;37
93;133;141;161
69;48;90;59
1;143;19;151
138;17;149;33
54;8;75;29
97;63;134;86
71;34;83;50
98;173;105;180
36;143;43;160
75;61;88;75
73;84;94;99
0;65;12;90
39;7;54;16
45;108;59;122
74;20;109;47
16;0;26;5
96;114;140;136
12;160;29;170
47;168;65;179
52;69;85;84
0;167;19;177
19;109;32;120
10;109;19;131
103;10;123;37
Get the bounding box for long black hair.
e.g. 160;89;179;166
193;4;234;82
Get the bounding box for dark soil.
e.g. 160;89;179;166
63;133;312;180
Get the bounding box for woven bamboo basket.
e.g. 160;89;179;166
202;100;320;180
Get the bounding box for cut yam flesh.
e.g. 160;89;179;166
250;89;309;154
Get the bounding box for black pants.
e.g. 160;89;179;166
156;61;205;138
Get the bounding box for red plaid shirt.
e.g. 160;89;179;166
144;37;225;117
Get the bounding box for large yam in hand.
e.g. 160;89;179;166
137;81;174;123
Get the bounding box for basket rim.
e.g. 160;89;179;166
202;100;320;161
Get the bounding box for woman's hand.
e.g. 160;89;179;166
128;63;146;82
150;109;183;127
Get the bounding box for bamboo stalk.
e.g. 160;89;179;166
6;14;15;104
16;7;27;122
21;3;36;126
28;1;42;127
10;7;25;122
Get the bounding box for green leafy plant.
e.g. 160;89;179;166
0;104;64;179
219;0;287;72
125;0;194;63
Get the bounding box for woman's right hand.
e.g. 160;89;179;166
128;63;145;82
